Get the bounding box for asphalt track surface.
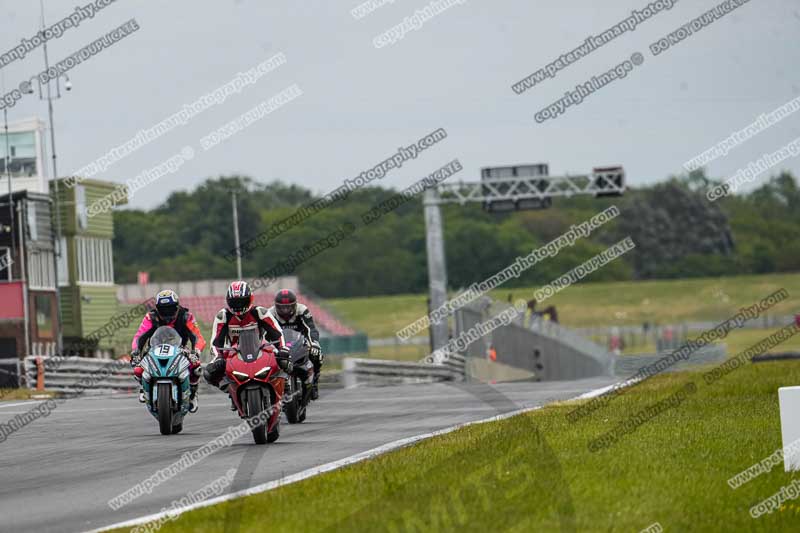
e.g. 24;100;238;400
0;377;617;532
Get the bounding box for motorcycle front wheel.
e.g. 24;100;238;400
157;383;173;436
246;387;268;444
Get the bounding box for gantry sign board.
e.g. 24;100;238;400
431;164;626;211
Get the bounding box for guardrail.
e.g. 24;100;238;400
342;356;465;388
24;356;135;395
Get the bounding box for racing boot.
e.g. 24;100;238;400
189;384;199;413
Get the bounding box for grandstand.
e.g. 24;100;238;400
172;292;355;336
116;277;365;353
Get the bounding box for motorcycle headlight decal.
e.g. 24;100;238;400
254;366;271;379
168;356;189;375
167;358;181;376
143;356;157;376
232;371;250;381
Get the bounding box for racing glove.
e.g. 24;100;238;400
183;348;202;366
309;340;323;364
276;347;294;373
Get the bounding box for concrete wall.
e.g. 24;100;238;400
455;302;615;382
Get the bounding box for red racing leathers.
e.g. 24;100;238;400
204;306;285;387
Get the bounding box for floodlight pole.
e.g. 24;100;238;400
232;190;243;280
39;0;64;354
3;108;15;254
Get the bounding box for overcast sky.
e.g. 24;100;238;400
0;0;798;210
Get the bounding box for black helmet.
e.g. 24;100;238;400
154;289;180;323
274;289;297;321
226;281;254;317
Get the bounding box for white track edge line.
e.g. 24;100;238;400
87;380;625;533
0;400;46;409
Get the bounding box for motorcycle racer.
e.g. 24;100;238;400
268;288;324;400
130;290;205;411
203;281;293;400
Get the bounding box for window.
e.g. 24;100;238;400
35;295;53;338
75;185;87;231
0;131;38;178
76;237;113;285
0;247;10;281
28;249;55;290
27;202;38;241
57;237;68;286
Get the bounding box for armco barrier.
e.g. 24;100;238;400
24;356;136;394
342;356;464;388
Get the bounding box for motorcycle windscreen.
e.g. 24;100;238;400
151;326;182;347
238;329;262;363
283;329;302;347
283;329;307;361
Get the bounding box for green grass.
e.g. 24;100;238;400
0;389;54;401
120;358;800;532
327;293;429;339
327;272;800;339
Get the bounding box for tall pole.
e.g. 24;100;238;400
40;0;64;353
3;107;15;256
423;189;449;353
232;190;242;279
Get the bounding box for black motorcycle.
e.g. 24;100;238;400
282;329;314;424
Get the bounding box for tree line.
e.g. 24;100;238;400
112;170;800;297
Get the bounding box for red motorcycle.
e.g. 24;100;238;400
223;329;286;444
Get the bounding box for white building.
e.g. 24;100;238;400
0;117;49;196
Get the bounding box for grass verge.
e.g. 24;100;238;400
0;389;54;402
117;358;800;532
327;272;800;339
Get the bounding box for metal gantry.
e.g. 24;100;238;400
423;165;625;352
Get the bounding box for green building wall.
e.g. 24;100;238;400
52;179;126;350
